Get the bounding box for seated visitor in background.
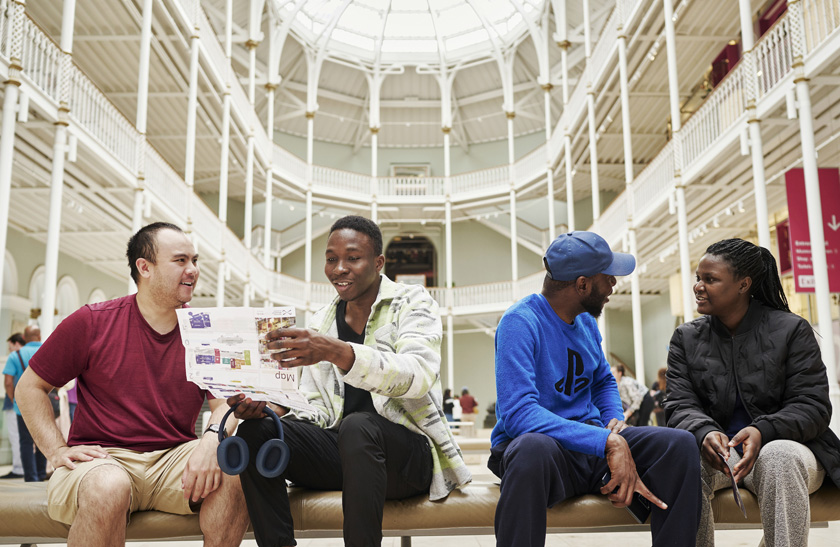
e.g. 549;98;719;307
491;231;701;547
229;215;470;547
666;238;840;547
611;364;654;427
650;367;668;427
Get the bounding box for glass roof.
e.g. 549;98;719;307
277;0;545;65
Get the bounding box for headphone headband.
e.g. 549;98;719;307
219;402;285;443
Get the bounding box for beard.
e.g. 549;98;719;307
582;284;609;317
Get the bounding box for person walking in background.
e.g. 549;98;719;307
3;326;46;482
1;333;25;479
666;238;840;547
443;389;455;422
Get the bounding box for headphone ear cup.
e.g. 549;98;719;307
256;438;290;478
217;437;250;476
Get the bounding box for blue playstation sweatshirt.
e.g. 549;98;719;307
491;293;624;457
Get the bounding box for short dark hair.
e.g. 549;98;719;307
542;274;576;295
329;215;383;256
126;222;184;283
7;333;24;346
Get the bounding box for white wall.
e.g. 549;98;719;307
274;131;547;176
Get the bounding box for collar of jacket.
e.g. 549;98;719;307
709;298;766;338
318;274;398;330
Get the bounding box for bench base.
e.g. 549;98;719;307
0;478;837;544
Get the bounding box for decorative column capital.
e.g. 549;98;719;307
506;111;516;119
441;126;451;134
370;126;379;134
556;40;571;50
305;111;316;119
541;83;554;91
245;39;260;49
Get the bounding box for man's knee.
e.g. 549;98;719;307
338;413;380;456
503;433;560;473
77;465;132;514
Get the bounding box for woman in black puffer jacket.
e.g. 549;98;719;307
665;238;840;547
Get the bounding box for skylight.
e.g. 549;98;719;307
276;0;545;64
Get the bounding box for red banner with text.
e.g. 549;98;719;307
783;168;840;293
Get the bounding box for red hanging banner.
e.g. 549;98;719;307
783;168;840;293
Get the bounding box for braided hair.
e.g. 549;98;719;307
705;238;790;312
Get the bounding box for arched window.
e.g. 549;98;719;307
384;235;437;287
55;276;80;325
88;289;107;305
28;266;45;325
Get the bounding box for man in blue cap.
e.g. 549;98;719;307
490;231;701;546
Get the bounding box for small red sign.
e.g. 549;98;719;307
784;168;840;293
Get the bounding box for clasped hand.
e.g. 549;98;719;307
701;426;762;483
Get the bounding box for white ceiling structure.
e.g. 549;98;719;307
13;0;840;317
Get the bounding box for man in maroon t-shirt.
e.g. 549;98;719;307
16;222;249;546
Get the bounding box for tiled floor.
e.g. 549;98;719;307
5;434;839;546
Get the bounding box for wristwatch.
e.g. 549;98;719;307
204;423;220;436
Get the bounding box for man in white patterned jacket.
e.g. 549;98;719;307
228;215;471;547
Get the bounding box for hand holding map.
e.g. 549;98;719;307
177;306;314;413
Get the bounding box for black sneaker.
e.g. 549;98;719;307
0;472;23;479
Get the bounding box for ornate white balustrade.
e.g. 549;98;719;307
755;15;795;99
20;17;61;102
68;63;139;174
680;62;746;172
802;0;840;51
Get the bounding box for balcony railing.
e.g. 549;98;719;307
755;15;795;98
20;17;61;103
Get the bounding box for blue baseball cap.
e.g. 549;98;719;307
543;231;636;281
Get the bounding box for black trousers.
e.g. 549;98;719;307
488;426;702;547
236;412;433;547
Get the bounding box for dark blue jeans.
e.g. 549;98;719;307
489;426;702;547
17;415;46;482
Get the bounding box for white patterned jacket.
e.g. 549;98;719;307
287;274;472;500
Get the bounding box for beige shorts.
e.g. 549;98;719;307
46;439;200;525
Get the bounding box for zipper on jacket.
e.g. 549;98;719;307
730;335;754;425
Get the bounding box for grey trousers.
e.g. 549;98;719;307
698;439;825;547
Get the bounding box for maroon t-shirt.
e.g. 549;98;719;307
29;294;207;451
460;394;477;415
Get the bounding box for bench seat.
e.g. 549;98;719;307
0;478;838;544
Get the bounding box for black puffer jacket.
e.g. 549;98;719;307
665;299;840;487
